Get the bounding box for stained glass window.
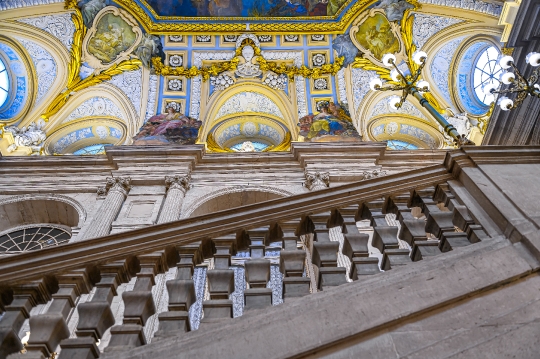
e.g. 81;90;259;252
387;140;418;150
0;226;71;254
73;144;112;155
473;46;502;105
0;58;9;108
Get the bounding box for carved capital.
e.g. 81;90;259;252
165;174;192;194
97;177;131;197
362;169;387;180
303;170;330;191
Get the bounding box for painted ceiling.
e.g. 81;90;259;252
112;0;379;33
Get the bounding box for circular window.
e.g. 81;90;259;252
0;225;71;254
0;58;9;108
473;46;503;106
387;140;418;150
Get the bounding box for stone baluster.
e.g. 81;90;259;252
15;270;97;359
243;259;273;310
384;194;428;247
272;219;301;250
212;235;237;270
433;184;489;249
339;206;378;281
105;249;176;352
201;233;237;324
246;226;270;258
80;177;131;240
408;189;445;261
58;259;139;359
359;200;412;270
202;269;235;323
0;279;57;358
155;243;202;340
157;174;191;224
306;212;347;290
272;221;311;299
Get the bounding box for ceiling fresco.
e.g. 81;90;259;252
109;0;406;33
0;0;504;155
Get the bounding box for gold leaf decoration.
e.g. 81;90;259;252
258;57;344;81
42;59;142;121
206;132;292;153
352;7;446;114
261;132;291;152
206;133;234;153
151;57;240;82
351;57;399;85
152;40;344;82
41;3;143;121
477;102;494;135
112;0;375;33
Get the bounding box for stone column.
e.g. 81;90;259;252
157;174;191;224
81;177;131;240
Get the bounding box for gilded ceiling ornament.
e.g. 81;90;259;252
111;0;374;33
40;1;143;121
151;38;344;81
82;6;143;70
206;132;291;153
350;5;445;115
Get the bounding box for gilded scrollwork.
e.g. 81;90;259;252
152;38;344;82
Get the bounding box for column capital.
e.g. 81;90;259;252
97;177;131;197
303;170;330;191
165;174;191;193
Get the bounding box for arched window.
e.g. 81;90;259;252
387;140;418;150
473;46;502;105
0;225;71;254
0;57;9;108
73;143;112;155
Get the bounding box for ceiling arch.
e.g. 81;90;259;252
367;115;445;149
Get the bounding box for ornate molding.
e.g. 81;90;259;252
97;177;131;197
165;174;192;194
17;13;76;51
303;171;330;191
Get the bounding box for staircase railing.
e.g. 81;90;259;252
0;150;497;359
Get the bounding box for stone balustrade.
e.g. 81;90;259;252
0;177;493;358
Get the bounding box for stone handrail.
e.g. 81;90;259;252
0;164;453;286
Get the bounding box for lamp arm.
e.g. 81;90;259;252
390;61;407;81
378;85;405;92
411;59;427;83
410;87;473;146
509;62;529;86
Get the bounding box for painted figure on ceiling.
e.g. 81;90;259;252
298;101;361;142
78;0;106;27
374;0;413;22
309;0;328;16
355;13;399;60
332;34;360;67
267;0;308;16
209;0;242;16
133;105;202;145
